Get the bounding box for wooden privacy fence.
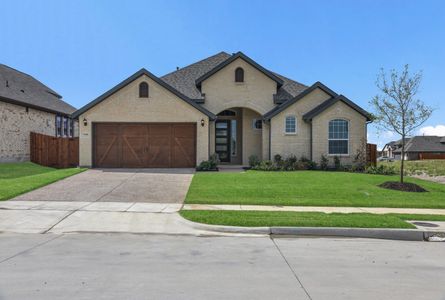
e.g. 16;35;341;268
419;153;445;160
30;132;79;168
366;143;377;166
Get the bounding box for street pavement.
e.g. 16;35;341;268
0;233;444;300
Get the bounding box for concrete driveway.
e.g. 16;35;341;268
12;168;194;203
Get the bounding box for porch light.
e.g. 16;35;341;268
83;118;88;126
200;119;205;127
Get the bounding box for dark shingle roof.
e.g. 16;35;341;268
394;136;445;153
160;51;307;102
0;64;75;115
161;52;231;99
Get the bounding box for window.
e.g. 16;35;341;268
139;82;149;98
328;119;349;155
63;117;68;137
235;67;244;82
69;119;74;137
252;119;262;130
231;120;237;156
55;115;62;137
285;116;296;134
217;110;236;116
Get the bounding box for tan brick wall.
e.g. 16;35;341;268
312;101;367;165
200;57;277;163
201;57;277;115
270;88;332;159
0;101;55;162
242;108;262;164
78;74;209;167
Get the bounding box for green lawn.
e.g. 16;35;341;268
379;160;445;176
185;171;445;208
0;162;85;201
180;210;445;229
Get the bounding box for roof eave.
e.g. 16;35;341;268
72;68;216;120
195;51;284;88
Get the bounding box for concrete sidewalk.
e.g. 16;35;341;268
0;201;235;236
183;204;445;215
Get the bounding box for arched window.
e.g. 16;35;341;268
217;110;236;116
235;67;244;82
139;82;149;98
328;119;349;155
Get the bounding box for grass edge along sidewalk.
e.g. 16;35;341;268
180;210;445;229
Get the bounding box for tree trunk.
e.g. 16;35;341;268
400;135;405;184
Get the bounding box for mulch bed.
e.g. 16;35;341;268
378;181;428;192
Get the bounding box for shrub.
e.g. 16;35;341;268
320;155;329;170
252;160;278;171
248;155;261;167
196;153;220;171
366;165;397;175
333;156;342;170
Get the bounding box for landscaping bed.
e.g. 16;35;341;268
185;170;445;208
0;162;85;200
180;210;445;229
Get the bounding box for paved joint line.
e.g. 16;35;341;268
92;171;140;204
0;234;63;265
271;237;312;300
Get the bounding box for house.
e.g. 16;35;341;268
72;51;372;168
0;64;77;162
390;136;445;160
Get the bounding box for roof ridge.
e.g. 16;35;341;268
0;63;62;98
161;51;231;78
271;71;308;87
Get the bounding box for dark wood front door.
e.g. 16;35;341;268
215;120;231;162
93;123;196;168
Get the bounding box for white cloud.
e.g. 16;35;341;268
418;125;445;136
382;130;395;138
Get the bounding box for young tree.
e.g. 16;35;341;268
371;65;433;183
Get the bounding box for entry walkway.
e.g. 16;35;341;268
182;204;445;215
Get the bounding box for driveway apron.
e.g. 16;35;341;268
12;168;195;203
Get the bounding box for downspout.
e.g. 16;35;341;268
309;121;313;161
268;120;272;160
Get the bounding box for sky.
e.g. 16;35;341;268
2;0;444;149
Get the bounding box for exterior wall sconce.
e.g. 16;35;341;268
83;118;88;126
200;119;205;127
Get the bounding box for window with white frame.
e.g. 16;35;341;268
55;115;62;137
285;116;296;134
328;119;349;155
252;119;262;130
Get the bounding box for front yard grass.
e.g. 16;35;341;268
0;162;85;201
379;160;445;176
185;171;445;208
180;210;445;229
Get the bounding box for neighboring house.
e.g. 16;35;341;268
73;51;372;168
390;136;445;160
0;64;77;162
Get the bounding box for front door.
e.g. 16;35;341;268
215;120;231;162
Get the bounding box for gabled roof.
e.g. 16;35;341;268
160;51;306;102
0;64;75;115
195;52;284;88
393;136;445;153
72;68;216;120
302;94;372;121
161;52;231;100
263;81;338;120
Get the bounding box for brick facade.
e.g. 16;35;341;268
0;101;77;162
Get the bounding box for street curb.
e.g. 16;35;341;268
179;216;443;241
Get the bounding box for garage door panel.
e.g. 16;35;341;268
147;136;171;167
94;123;196;168
121;125;147;168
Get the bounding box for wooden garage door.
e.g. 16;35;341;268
93;123;196;168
